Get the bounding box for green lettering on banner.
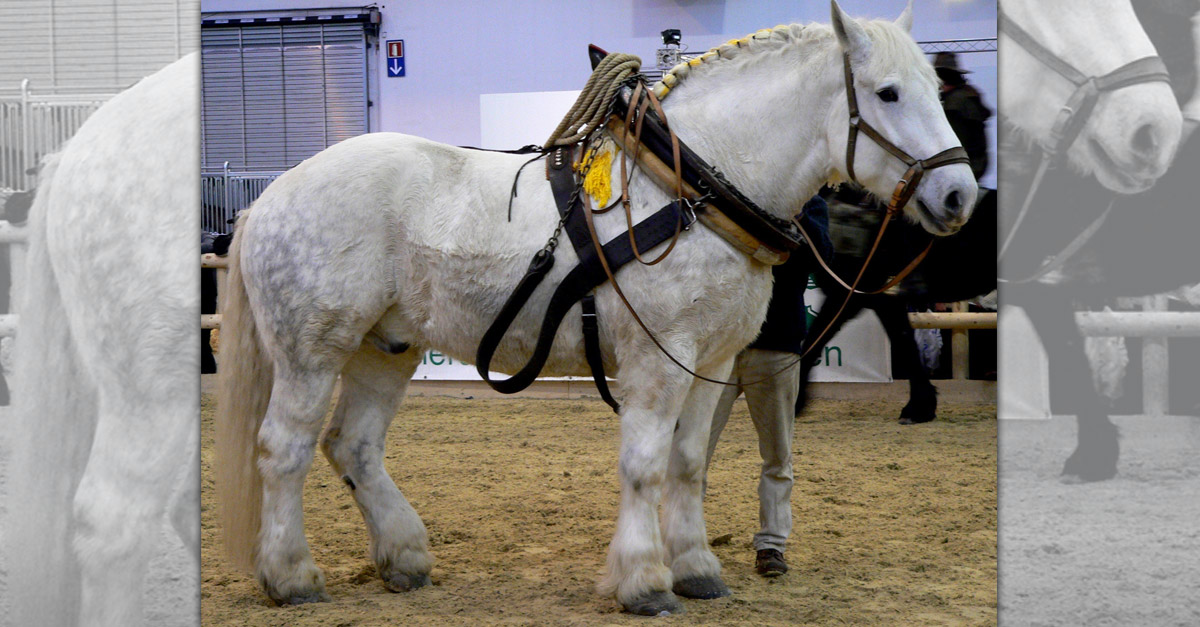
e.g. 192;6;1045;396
427;350;450;366
805;304;818;331
824;345;842;367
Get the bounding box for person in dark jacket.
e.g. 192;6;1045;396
201;230;233;374
703;195;833;578
933;52;992;180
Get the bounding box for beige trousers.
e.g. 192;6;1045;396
705;348;802;553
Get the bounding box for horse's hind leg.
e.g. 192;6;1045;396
872;299;938;424
664;357;735;600
796;298;862;417
169;426;201;562
320;346;433;592
72;394;195;626
256;366;342;604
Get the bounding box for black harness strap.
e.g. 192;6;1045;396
548;147;621;410
580;294;619;410
475;147;680;412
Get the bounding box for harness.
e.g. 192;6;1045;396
476;50;971;411
997;8;1172;281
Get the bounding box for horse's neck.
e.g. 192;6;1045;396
656;45;841;219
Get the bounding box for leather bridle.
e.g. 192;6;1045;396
841;53;972;215
997;7;1172;270
1000;8;1171;159
792;52;972;356
799;54;971;294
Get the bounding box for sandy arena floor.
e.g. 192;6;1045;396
999;416;1200;627
201;393;996;626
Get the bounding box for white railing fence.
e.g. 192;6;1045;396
201;164;283;233
0;80;116;192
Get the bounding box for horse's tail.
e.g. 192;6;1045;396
3;151;92;627
214;211;271;573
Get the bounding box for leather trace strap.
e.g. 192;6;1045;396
580;294;619;410
997;8;1171;274
474;197;683;406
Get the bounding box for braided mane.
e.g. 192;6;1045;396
652;18;937;100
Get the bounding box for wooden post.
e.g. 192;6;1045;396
1142;295;1169;417
950;302;970;380
908;312;996;328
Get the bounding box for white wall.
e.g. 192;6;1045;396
200;1;997;183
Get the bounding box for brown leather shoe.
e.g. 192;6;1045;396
755;549;788;577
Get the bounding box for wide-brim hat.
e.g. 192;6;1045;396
932;51;971;74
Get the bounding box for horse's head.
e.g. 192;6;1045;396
828;0;978;236
1001;0;1182;193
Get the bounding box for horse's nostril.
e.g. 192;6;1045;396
944;190;962;213
1132;123;1157;155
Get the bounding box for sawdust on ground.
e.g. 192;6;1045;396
201;394;996;626
999;416;1200;627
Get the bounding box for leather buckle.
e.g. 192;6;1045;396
1052;104;1075;134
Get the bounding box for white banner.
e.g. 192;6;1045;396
998;305;1051;419
805;279;892;383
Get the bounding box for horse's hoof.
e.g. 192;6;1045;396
624;590;685;616
899;402;935;425
1061;456;1117;483
382;571;431;593
672;575;731;599
273;591;331;606
261;574;331;606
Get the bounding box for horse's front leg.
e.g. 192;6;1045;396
663;357;735;600
598;352;696;615
795;297;862;417
1019;290;1119;481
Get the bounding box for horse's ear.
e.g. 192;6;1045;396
830;0;872;64
895;0;913;33
588;44;608;71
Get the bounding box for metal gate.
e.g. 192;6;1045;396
0;81;116;192
201;163;282;233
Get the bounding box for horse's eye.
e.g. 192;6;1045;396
876;87;898;103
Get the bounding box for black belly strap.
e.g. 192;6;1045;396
475;146;682;413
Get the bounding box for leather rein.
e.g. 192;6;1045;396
997;8;1172;282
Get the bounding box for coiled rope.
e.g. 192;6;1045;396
544;53;642;148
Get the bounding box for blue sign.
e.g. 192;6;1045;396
386;39;405;77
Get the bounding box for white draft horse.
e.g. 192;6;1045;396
215;1;976;615
1;55;199;626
